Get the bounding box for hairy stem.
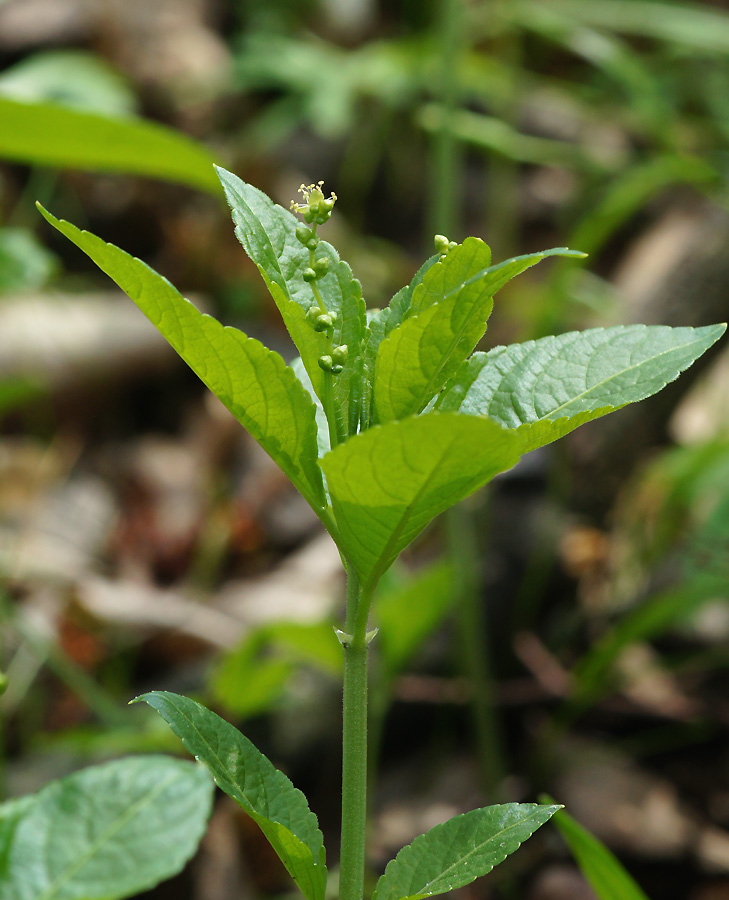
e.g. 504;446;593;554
339;570;369;900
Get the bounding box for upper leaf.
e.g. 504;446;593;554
0;96;220;194
0;756;213;900
374;243;585;424
37;205;326;513
322;413;521;589
134;691;327;900
437;323;726;451
372;803;561;900
216;167;366;436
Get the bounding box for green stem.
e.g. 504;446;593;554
339;570;370;900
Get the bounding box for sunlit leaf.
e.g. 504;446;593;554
135;691;327;900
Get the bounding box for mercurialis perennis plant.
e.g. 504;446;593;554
30;168;724;900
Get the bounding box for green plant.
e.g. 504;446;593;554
4;169;721;900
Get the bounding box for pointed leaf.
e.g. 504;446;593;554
362;255;439;427
0;96;220;194
0;756;213;900
548;804;649;900
37;205;326;512
322;413;521;589
372;803;561;900
438;324;726;451
216;167;366;436
374;243;584;423
134;691;327;900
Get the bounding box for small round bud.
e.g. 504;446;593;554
314;257;330;277
306;306;321;324
296;225;311;245
302;267;317;282
434;234;450;254
448;240;458;252
318;355;333;372
330;363;344;375
314;314;334;332
332;344;348;365
306;237;320;251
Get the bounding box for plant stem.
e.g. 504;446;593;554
339;570;370;900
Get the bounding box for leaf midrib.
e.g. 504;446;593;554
36;769;180;900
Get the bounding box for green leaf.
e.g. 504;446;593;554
374;561;456;677
0;51;136;117
216;167;367;436
438;324;726;452
0;227;57;294
372;803;561;900
362;255;439;426
134;691;327;900
374;243;585;424
547;803;649;900
0;796;35;880
322;413;521;589
37;205;326;513
0;755;213;900
0;96;219;193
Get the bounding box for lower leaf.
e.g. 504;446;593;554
0;756;213;900
372;802;561;900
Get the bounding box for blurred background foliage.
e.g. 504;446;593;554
2;1;729;898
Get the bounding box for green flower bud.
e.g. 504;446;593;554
302;267;317;282
448;240;458;252
306;236;320;251
318;355;333;372
314;257;330;277
306;306;321;324
331;363;344;374
332;344;348;365
434;234;450;254
296;225;311;245
314;314;333;332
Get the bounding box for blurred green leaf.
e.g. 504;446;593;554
211;621;342;717
0;97;220;193
0;756;213;900
524;0;729;53
546;801;650;900
0;227;58;294
135;691;327;900
0;51;136;116
372;803;561;900
374;561;456;677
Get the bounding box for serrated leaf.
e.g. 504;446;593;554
322;413;521;589
134;691;327;900
438;324;726;451
372;803;561;900
37;205;326;512
0;97;219;193
0;755;213;900
216;167;366;436
374;244;585;423
548;804;649;900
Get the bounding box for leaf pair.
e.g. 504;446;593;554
0;756;213;900
135;692;560;900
